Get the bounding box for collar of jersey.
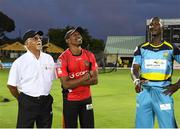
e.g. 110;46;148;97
68;48;83;56
149;42;164;48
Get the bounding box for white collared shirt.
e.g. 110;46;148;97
7;51;56;97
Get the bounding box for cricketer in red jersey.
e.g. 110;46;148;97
56;27;98;128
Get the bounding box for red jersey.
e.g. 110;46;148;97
56;48;98;101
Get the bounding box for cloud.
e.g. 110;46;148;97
0;0;180;40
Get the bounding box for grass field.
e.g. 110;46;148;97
0;69;180;128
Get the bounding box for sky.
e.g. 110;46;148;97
0;0;180;41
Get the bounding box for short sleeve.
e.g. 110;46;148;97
132;46;142;65
7;60;19;87
90;52;98;71
56;55;68;78
49;55;56;80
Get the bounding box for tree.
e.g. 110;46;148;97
48;26;91;49
89;39;105;53
48;28;64;48
0;11;15;38
48;26;104;53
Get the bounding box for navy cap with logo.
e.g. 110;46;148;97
64;27;82;39
23;30;43;43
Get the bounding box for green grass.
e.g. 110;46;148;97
0;69;180;128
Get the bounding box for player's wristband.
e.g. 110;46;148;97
133;79;140;86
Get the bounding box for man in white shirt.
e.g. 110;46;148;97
7;30;55;128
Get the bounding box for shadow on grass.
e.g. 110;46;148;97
0;96;10;103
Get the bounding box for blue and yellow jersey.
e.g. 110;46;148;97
132;41;180;87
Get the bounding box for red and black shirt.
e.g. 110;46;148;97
56;48;98;101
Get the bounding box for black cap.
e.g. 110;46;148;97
64;27;82;39
23;30;43;42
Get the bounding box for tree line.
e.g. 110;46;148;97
0;11;104;53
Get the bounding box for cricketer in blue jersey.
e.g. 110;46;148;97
131;17;180;128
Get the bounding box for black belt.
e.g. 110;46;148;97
20;92;50;101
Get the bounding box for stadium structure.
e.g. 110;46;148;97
146;18;180;47
104;36;145;70
104;18;180;71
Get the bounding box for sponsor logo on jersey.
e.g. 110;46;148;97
145;59;167;69
163;51;169;58
44;64;54;70
57;59;62;68
69;70;88;79
153;60;165;65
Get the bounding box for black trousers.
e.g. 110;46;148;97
17;93;53;128
63;97;94;128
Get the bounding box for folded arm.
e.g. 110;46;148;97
60;70;98;90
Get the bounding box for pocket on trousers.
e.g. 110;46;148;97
136;90;146;105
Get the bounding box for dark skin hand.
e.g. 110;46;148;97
135;79;149;93
135;85;142;93
163;79;180;96
7;85;20;100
